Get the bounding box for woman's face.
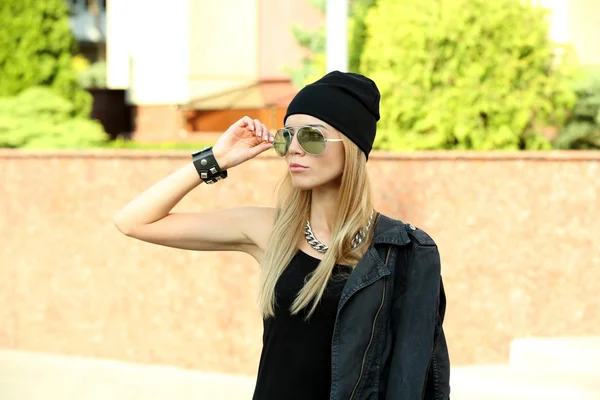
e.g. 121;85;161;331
282;114;346;190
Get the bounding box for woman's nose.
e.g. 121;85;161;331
288;133;305;155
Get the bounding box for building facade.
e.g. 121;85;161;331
105;0;322;141
68;0;107;63
104;0;600;142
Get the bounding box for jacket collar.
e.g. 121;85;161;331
336;213;410;312
371;212;411;246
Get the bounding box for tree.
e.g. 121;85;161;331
286;0;378;88
348;0;377;72
0;0;92;117
285;0;327;88
360;0;577;150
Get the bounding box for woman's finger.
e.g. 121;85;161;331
262;124;272;142
240;115;254;131
253;119;263;138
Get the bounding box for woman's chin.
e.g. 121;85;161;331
290;175;318;190
291;182;316;191
290;172;343;191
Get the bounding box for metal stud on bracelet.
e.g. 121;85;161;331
191;147;228;184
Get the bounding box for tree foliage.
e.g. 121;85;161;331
286;0;378;88
0;0;92;117
0;87;107;148
554;67;600;149
360;0;577;150
348;0;377;72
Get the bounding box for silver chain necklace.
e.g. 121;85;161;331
304;209;375;253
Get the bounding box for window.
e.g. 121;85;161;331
66;0;106;12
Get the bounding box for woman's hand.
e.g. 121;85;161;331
212;116;275;170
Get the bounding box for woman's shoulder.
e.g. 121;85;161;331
376;215;442;283
244;205;277;217
404;224;437;247
375;212;437;247
240;206;278;259
241;206;277;233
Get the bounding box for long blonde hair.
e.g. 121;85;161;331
258;135;375;319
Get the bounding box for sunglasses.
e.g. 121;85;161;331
273;125;343;156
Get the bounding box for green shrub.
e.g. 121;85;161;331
361;0;577;150
0;0;92;117
79;61;107;89
554;67;600;149
0;87;107;148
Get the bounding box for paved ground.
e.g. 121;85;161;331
0;350;256;400
2;338;600;400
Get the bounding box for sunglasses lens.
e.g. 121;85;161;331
298;127;326;155
273;129;291;156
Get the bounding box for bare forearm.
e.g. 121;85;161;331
113;115;273;237
113;162;202;231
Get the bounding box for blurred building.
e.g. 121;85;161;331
105;0;322;142
536;0;600;65
103;0;599;142
67;0;107;63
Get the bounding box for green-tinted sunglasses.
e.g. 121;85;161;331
273;125;343;156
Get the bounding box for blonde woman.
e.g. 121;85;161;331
114;71;450;400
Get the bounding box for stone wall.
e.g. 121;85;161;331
1;149;598;375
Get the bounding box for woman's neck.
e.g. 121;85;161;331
309;184;340;236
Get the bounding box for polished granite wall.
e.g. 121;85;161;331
1;149;598;374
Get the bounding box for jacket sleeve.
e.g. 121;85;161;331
385;240;449;399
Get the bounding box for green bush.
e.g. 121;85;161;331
554;67;600;149
0;87;107;148
361;0;577;150
0;0;92;117
79;61;107;89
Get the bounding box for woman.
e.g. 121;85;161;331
114;71;450;399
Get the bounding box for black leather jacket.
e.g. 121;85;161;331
330;213;450;399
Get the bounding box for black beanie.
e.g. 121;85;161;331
284;71;381;160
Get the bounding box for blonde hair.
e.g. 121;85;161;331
258;135;375;319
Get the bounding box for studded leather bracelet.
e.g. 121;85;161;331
191;146;228;184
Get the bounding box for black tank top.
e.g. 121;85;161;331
252;250;351;400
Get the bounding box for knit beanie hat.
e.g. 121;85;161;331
284;71;381;160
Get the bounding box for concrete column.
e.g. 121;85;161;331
326;0;348;73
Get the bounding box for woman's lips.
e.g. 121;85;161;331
289;163;309;172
